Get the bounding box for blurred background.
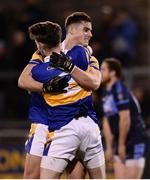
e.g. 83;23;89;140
0;0;150;178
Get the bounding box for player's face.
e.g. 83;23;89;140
73;21;92;46
101;62;111;83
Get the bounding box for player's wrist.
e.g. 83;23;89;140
118;142;125;146
42;85;46;93
66;62;75;73
70;65;76;74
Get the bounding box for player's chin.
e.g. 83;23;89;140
102;78;109;84
101;78;105;83
83;41;89;46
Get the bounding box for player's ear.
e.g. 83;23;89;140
68;25;76;35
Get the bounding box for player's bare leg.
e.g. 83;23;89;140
87;164;106;179
40;156;68;179
67;160;86;179
125;158;145;179
40;168;61;179
113;160;126;178
23;154;41;179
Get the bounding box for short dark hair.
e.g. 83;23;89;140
65;12;91;30
104;58;122;78
28;21;62;48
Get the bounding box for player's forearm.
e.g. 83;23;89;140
18;74;43;92
104;131;113;149
103;118;113;149
71;66;101;90
18;64;43;92
119;111;130;145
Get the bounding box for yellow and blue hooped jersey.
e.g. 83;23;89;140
31;45;100;131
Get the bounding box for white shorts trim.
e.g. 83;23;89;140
41;156;68;173
86;150;105;169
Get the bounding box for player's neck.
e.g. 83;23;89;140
106;77;118;89
44;45;61;56
64;35;78;50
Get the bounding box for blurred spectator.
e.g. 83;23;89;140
0;6;8;40
17;0;47;34
91;41;103;63
133;87;150;122
95;5;114;60
61;9;73;41
110;7;137;67
0;91;6;117
10;30;34;70
0;40;9;70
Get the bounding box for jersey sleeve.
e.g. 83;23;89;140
114;81;130;111
89;56;100;70
31;62;63;83
67;45;89;71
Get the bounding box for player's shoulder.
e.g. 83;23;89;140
89;55;100;69
114;80;126;93
31;50;44;61
71;45;86;53
70;45;91;62
90;56;98;62
67;45;87;60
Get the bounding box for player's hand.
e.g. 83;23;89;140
118;144;126;162
50;51;75;73
105;147;113;162
43;75;68;93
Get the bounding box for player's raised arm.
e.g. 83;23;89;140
50;49;102;91
71;63;101;90
18;62;69;93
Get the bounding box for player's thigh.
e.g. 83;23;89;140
80;118;104;162
134;166;145;179
81;119;105;171
44;122;81;161
67;160;86;179
24;153;41;179
125;166;143;179
125;142;146;178
125;158;145;179
113;157;126;179
41;124;81;174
